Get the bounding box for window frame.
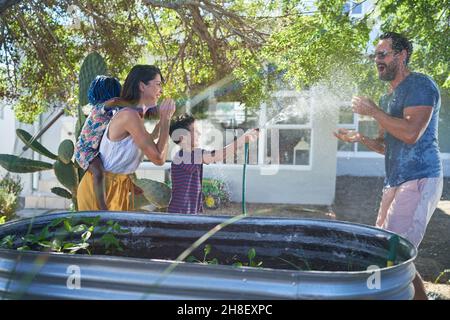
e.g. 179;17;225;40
337;108;384;158
259;91;314;169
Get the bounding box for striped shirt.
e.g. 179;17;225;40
168;148;206;214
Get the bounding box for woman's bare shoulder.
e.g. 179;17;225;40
114;108;141;122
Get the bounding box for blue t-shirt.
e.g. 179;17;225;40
380;72;442;187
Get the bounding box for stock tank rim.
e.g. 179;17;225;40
0;210;417;275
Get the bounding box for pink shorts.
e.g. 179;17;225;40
376;176;443;247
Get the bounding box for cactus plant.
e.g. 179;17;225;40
76;52;108;139
130;175;171;209
79;52;108;107
16;129;58;160
133;193;152;210
58;139;75;164
0;154;53;173
51;187;72;200
1;52;169;212
53;159;78;192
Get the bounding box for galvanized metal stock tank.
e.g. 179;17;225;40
0;212;417;299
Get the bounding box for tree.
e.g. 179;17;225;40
235;0;449;108
378;0;449;90
0;0;448;123
0;0;268;123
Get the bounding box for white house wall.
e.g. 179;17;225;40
204;110;339;205
337;156;450;177
39;114;76;181
0;104;16;166
0;104;35;196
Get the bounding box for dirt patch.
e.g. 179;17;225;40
204;176;450;299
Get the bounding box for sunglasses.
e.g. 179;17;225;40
371;50;399;60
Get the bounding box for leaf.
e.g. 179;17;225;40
16;129;58;160
72;224;87;233
0;154;53;173
82;216;101;226
248;248;256;261
79;52;108;107
133;193;152;209
130;176;172;209
65;242;90;254
186;255;198;263
38;226;50;241
0;235;15;248
58;140;75;164
51;187;72;199
37;240;58;251
53;160;78;192
204;244;211;257
100;233;120;250
63;220;72;232
49;217;66;228
81;230;92;242
23;234;37;244
51;239;62;252
63;243;77;250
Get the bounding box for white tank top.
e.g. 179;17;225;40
99;108;144;174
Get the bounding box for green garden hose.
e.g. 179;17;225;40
387;235;399;267
242;142;249;215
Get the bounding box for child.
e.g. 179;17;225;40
74;76;160;210
167;114;258;214
74;76;122;210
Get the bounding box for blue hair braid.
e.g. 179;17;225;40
87;75;122;105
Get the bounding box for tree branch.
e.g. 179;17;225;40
148;6;170;62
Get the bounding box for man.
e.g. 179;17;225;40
334;32;443;300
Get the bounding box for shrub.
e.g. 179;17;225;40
0;173;22;196
0;173;23;223
202;179;230;210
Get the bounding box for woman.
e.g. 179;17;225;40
77;65;175;211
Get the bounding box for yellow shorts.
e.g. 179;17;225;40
77;171;135;211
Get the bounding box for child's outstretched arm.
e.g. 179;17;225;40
203;128;259;164
87;156;108;210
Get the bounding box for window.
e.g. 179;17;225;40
266;129;311;165
166;90;314;167
337;104;379;154
199;91;313;167
198;100;259;165
338;97;450;155
261;91;312;167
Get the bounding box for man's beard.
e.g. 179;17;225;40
377;61;398;81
